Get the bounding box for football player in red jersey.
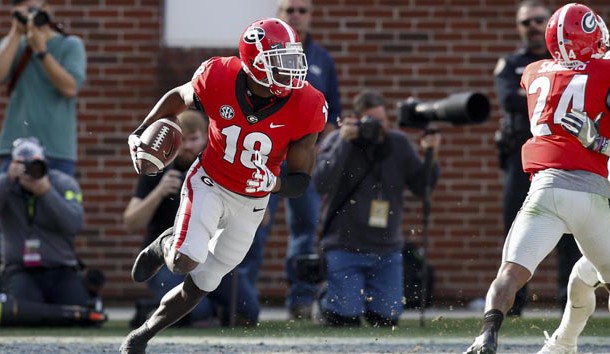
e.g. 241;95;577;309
120;18;327;354
465;4;610;354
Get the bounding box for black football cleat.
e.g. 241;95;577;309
119;331;148;354
464;329;498;354
131;227;173;283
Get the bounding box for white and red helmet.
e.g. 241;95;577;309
545;3;609;67
239;18;307;97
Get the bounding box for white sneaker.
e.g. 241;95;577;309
536;331;577;354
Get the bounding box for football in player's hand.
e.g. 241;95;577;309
136;116;182;175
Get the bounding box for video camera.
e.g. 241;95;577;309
294;254;326;284
12;7;50;27
397;92;490;130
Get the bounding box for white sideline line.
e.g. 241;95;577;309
1;336;609;345
104;307;610;322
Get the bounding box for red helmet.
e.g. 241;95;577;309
545;3;609;67
239;18;308;97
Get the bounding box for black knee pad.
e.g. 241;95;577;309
364;311;397;327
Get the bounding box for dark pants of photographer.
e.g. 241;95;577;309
319;250;403;327
3;265;90;306
503;151;581;314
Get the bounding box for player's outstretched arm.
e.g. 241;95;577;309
560;109;610;156
128;82;194;173
142;82;194;126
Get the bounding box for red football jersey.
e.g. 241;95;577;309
191;56;327;196
520;59;610;178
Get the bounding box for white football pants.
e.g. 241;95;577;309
503;187;610;284
172;162;268;292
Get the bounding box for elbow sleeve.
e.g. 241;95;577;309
275;172;311;198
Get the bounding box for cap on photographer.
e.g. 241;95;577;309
311;90;441;327
0;0;87;176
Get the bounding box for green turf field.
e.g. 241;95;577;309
1;317;608;338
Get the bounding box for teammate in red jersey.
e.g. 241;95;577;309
120;18;327;354
465;4;610;354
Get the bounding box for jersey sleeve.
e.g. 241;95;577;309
302;91;328;138
519;65;529;91
190;58;219;103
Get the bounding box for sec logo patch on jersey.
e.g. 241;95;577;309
220;105;235;120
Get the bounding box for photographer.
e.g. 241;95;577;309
312;90;441;327
0;137;103;326
0;0;86;176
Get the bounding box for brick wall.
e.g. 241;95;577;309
1;1;608;306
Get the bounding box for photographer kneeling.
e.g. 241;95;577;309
312;90;441;327
0;138;105;326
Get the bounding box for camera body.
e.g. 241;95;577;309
355;115;382;145
397;92;490;130
294;254;326;284
12;7;50;27
23;159;48;179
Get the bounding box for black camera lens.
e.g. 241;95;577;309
32;10;49;27
397;92;490;130
12;11;28;25
24;159;48;179
11;8;49;27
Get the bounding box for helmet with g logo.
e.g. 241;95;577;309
545;3;609;67
238;18;308;98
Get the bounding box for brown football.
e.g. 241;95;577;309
136;116;183;175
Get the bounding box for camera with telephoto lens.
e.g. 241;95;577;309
12;7;50;27
294;254;326;284
397;92;491;130
23;159;47;179
355;115;382;145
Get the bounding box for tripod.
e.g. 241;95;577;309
419;144;436;328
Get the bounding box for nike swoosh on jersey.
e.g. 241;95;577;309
253;207;265;212
270;123;285;129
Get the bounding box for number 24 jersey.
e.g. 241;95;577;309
520;58;610;178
